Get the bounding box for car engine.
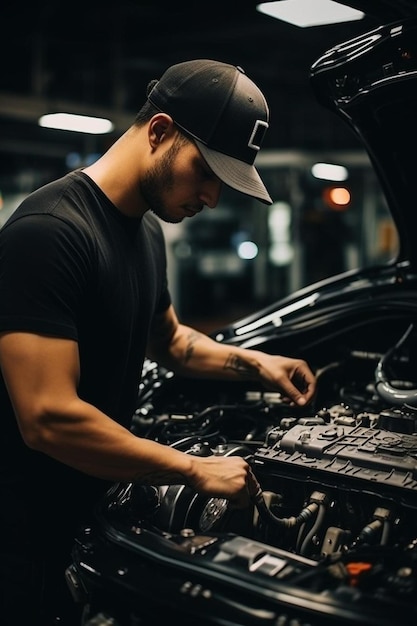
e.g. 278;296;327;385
70;314;417;626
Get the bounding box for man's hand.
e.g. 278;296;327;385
254;352;316;406
187;454;258;509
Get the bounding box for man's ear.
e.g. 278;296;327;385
149;113;174;149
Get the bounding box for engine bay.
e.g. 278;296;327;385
70;319;417;625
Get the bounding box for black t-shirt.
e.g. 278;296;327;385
0;170;171;543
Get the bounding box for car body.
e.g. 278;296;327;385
68;11;417;626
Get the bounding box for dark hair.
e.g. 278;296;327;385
134;79;160;125
133;79;192;150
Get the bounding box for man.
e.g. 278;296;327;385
0;59;316;625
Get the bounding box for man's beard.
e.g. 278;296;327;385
140;142;183;224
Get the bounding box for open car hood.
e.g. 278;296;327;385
212;12;417;352
310;15;417;268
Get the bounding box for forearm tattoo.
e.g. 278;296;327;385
184;330;202;364
224;354;259;378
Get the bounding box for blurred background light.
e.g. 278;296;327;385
39;113;114;134
237;240;259;260
311;162;349;181
256;0;364;27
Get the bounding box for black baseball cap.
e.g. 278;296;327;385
147;59;273;205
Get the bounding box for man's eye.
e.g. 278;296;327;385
199;163;216;181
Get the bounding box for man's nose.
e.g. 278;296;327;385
199;179;222;209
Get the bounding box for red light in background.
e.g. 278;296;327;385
322;186;351;210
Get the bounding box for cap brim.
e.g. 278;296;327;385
195;140;273;205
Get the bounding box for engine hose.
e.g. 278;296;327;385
350;519;382;549
299;503;327;554
375;323;417;405
250;485;319;529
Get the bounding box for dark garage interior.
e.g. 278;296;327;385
1;1;414;328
